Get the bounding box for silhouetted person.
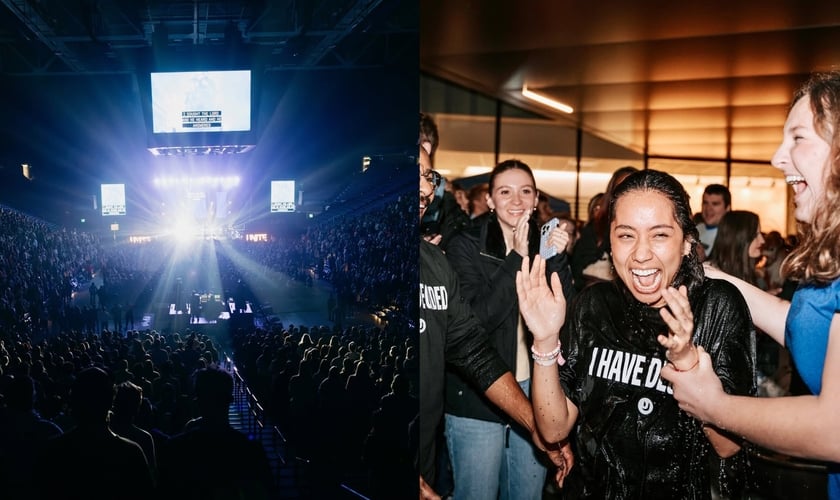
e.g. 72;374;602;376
0;374;63;497
189;292;201;323
288;358;317;453
328;291;337;321
34;366;153;500
157;367;273;500
124;303;135;330
364;374;418;498
110;381;157;482
345;359;379;463
111;302;123;333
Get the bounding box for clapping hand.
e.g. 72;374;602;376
512;214;531;257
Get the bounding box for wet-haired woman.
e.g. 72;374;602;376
516;169;755;498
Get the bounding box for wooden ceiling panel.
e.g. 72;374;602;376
421;1;840;164
422;1;840;54
731;104;791;127
646;108;729;130
651;143;729;159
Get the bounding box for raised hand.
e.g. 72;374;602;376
516;255;566;346
657;285;698;371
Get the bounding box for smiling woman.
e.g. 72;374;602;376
666;71;840;500
442;158;576;499
516;169;756;499
609;189;692;307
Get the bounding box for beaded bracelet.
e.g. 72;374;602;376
531;340;566;366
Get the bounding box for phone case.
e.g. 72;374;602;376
539;217;560;260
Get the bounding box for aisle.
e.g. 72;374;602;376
224;355;371;499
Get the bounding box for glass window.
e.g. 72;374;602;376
422;74;793;234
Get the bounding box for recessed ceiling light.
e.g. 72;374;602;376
522;84;573;114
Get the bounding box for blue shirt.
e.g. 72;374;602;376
787;279;840;499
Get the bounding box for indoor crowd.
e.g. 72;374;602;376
0;191;418;499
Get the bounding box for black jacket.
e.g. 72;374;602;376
418;240;509;485
444;214;575;423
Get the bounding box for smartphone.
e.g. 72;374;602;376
540;217;560;260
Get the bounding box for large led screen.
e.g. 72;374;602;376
101;183;126;216
151;70;251;134
270;180;296;213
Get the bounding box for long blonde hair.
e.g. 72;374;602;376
782;71;840;284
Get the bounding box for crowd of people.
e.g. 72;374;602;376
2;68;840;499
230;320;418;497
233;194;416;328
0;187;416;339
0;186;418;498
0;208;99;335
420;71;840;500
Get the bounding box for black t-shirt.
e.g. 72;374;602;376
560;278;755;499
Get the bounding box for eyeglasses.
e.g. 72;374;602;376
420;191;432;207
421;169;441;189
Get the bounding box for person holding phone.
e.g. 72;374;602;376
419;150;572;499
443;159;575;499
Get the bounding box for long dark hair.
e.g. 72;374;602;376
594;166;638;247
609;169;704;296
708;210;761;285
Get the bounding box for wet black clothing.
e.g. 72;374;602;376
560;278;756;499
445;214;575;423
418;240;509;486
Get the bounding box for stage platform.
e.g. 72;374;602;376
71;265;380;339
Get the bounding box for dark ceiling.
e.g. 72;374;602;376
420;0;840;170
0;0;416;74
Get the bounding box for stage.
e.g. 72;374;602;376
71;262;376;341
162;297;254;334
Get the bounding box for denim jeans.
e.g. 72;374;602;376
445;379;546;500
